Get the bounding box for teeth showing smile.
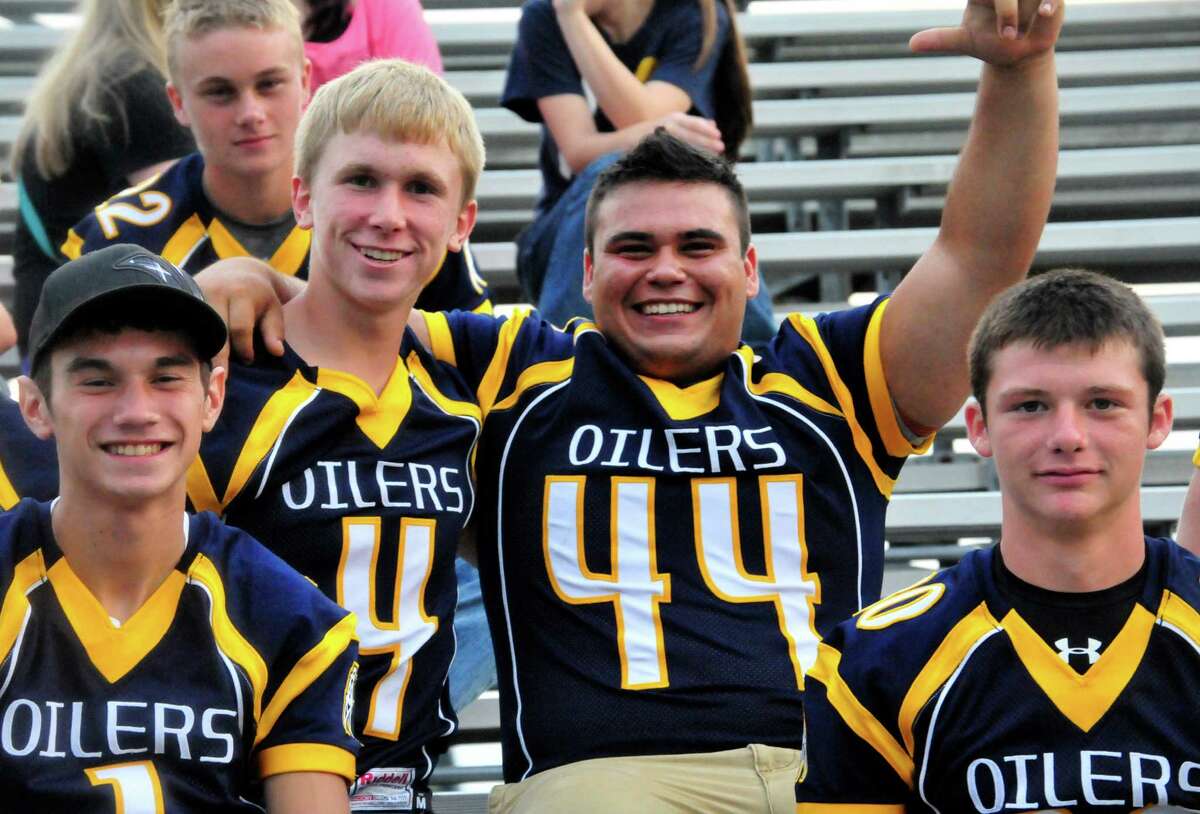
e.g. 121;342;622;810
107;443;164;457
360;247;404;262
639;302;697;315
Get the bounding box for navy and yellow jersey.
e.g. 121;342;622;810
798;538;1200;813
188;333;481;779
0;394;58;509
422;298;930;780
61;152;493;314
0;500;360;811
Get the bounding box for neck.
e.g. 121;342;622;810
51;487;186;623
284;283;411;394
202;164;294;225
997;500;1146;592
595;0;654;41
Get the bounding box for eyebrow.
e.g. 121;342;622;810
604;228;727;246
64;354;196;375
197;66;290;87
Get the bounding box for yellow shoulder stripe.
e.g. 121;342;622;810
48;557;186;684
862;301;934;458
785;314;896;498
807;641;914;786
1160;588;1200;648
255;613;358;747
493;357;575;413
269;226;310;277
897;602;1000;755
1003;602;1154;733
188;553;269;722
258;743;357;782
420;310;458;367
737;346;842;417
477;308;531;417
60;228;84;260
160;215;208;267
0;459;19;510
0;550;46;666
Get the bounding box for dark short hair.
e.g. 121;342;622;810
969;269;1165;413
584;129;750;255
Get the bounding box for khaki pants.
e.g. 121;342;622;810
488;744;802;814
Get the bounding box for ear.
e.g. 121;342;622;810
743;243;759;299
201;366;227;433
166;81;190;128
1147;392;1174;450
292;175;314;229
965;399;992;457
17;375;54;441
300;57;313;104
446;199;478;253
582;248;595;305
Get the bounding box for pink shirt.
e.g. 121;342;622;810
304;0;444;93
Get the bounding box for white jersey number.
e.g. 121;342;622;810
543;474;821;690
86;760;164;814
338;516;439;740
94;192;172;240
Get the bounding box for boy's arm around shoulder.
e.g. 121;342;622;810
881;0;1064;434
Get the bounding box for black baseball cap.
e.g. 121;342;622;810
28;244;228;373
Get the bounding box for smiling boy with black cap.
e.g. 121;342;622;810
1;244;361;813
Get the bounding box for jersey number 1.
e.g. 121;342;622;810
86;760;165;814
544;474;820;690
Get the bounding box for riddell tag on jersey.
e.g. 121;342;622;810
351;768;416;811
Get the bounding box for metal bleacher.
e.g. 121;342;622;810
0;1;1197;806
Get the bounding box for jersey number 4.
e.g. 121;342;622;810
543;474;820;690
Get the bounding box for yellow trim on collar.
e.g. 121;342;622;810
863;301;934;458
318;359;412;449
186;456;221;515
737;346;843;418
268;226;310;277
257;743;357;782
897;602;1001;756
638;372;724;421
208;217;251;259
0;459;19;510
785;314;897;499
159;214;208;267
0;549;47;665
807;641;914;787
1002;602;1155;733
188;553;268;722
255;612;357;747
48;556;186;684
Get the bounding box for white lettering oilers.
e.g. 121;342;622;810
282;460;465;513
964;751;1200;811
1;698;238;763
567;424;787;475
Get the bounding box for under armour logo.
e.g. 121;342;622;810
1055;637;1101;665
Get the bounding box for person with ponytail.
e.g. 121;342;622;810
502;0;775;345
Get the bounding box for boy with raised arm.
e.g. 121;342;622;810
796;269;1197;811
3;244;359;812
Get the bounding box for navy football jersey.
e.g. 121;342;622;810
0;500;359;811
0;393;58;509
188;334;481;780
61;153;493;314
424;299;928;780
798;538;1200;813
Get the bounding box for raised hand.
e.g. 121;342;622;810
910;0;1064;66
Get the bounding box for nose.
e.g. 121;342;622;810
112;381;159;428
644;249;687;285
235;92;266;128
368;188;406;232
1048;405;1086;453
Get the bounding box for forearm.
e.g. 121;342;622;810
938;52;1058;291
556;117;657;172
554;6;682;128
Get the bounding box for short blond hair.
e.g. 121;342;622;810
295;59;485;204
164;0;303;82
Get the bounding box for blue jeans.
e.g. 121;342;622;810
517;153;777;349
448;557;496;711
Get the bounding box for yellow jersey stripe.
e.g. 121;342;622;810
477;309;531;418
60;228;84;260
635;57;658;82
318;360;412;449
186;456;221;515
1160;588;1200;648
208;218;251;260
638;372;724;420
420;310;458;367
862;301;934;459
405;352;483;422
255;613;358;747
159;215;207;267
189;553;269;721
898;602;1001;756
269;226;311;277
738;346;843;418
0;459;19;510
786;314;897;498
807;641;914;786
1002;603;1155;733
258;743;357;782
493;357;575;413
0;550;46;667
47;557;186;684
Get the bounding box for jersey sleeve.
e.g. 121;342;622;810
96;67;195;182
413;241;493;314
422;308;580;418
771;298;933;491
640;1;726;118
201;522;360;782
0;397;58;509
501;0;584;122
